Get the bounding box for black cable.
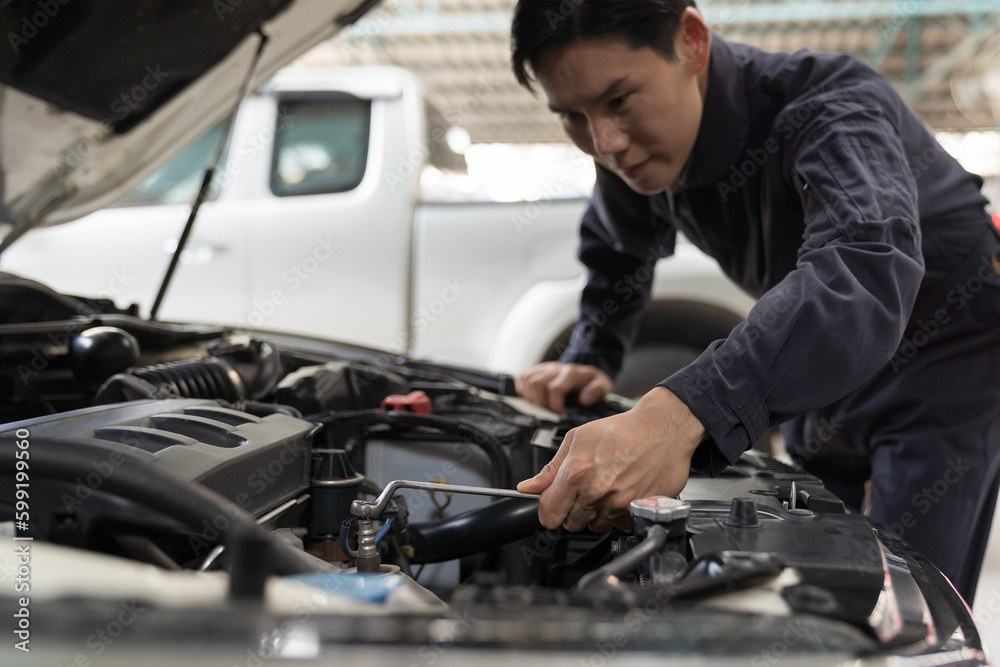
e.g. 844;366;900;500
303;408;395;423
399;360;515;396
232;400;302;419
573;525;668;593
0;437;319;576
307;409;513;488
382;535;413;578
434;406;531;428
403;498;541;564
359;477;383;496
384;412;512;487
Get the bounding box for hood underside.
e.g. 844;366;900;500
0;0;377;251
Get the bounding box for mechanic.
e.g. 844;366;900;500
510;0;1000;604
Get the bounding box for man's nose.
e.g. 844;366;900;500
590;116;628;158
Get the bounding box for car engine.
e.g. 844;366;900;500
0;274;989;666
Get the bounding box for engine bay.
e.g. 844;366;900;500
0;275;989;664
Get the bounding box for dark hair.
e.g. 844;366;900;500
511;0;697;92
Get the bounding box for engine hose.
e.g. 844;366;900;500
0;437;320;577
131;357;244;401
308;409;512;488
573;525;668;593
403;498;542;564
94;373;175;404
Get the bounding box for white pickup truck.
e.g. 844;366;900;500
1;66;754;395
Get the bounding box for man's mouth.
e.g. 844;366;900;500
622;159;650;179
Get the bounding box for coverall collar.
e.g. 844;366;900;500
677;35;750;190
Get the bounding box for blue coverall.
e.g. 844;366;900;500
560;35;1000;603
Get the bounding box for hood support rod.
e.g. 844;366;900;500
150;33;268;320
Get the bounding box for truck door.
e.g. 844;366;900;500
244;88;415;350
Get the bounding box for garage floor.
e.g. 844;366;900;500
974;509;1000;655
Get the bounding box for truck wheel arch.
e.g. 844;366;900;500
540;299;746;398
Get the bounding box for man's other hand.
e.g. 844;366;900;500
516;387;704;532
515;362;613;413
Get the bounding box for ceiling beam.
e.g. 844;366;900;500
906;16;922;82
904;19;996;100
867;15;909;68
367;1;1000;36
699;0;1000;24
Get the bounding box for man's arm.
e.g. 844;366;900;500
517;165;677;411
664;99;925;475
562;164;676;375
522;99;926;530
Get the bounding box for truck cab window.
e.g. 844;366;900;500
270;94;371;197
114;118;232;207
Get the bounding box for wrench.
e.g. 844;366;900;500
351;480;540;520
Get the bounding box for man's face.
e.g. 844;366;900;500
535;34;706;195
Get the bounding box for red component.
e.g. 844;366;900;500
992;212;999;233
380;391;432;415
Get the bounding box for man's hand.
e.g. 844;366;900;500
515;361;612;413
517;387;705;532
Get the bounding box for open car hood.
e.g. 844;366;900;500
0;0;377;253
0;276;991;666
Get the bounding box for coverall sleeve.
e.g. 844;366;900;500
559;165;677;378
660;101;926;476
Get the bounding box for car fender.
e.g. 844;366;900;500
486;278;585;375
488;249;755;375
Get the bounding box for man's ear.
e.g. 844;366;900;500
676;7;711;76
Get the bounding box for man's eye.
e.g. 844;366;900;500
609;94;629;110
560;111;583;123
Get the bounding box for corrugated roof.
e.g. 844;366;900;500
293;0;1000;142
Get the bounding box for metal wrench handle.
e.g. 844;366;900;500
351;480;540;520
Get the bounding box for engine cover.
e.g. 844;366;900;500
2;399;313;517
